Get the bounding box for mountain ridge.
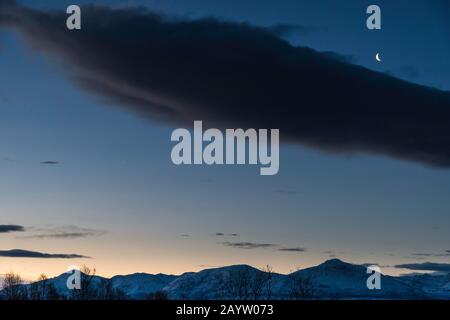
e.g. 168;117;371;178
1;259;449;299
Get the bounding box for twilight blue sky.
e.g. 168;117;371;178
1;0;450;278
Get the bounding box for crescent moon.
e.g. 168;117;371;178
375;52;381;62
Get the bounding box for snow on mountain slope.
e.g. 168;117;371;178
2;259;449;299
399;273;450;299
43;271;106;296
163;259;432;300
163;264;283;299
111;273;178;299
283;259;428;299
20;271;176;299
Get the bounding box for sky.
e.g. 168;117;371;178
1;0;450;280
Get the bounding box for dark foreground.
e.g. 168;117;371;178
0;300;446;319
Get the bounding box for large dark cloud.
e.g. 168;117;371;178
0;225;25;233
0;249;89;259
1;1;450;167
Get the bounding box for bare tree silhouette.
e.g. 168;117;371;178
70;265;97;300
250;265;274;300
224;265;274;300
97;278;128;300
1;272;27;300
288;272;316;300
30;274;48;300
225;267;252;300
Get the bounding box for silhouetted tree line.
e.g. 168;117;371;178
221;265;316;300
0;266;127;300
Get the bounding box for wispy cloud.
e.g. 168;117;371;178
40;161;59;165
18;226;106;240
278;247;306;252
0;249;90;259
221;241;306;251
0;225;25;233
403;250;450;259
410;252;450;258
395;262;450;273
221;242;277;250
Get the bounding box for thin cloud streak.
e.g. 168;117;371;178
40;161;60;165
0;249;90;259
18;226;106;240
278;247;306;252
0;225;25;233
395;262;450;273
221;242;277;250
410;252;450;258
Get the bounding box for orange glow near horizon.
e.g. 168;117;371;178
1;254;413;282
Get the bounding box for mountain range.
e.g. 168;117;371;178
2;259;450;299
